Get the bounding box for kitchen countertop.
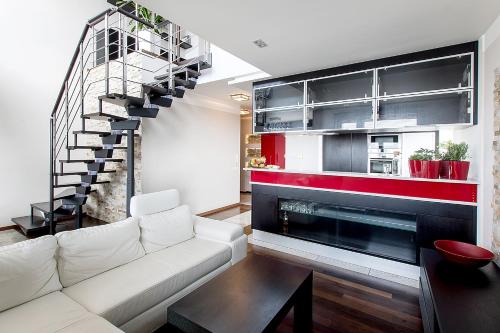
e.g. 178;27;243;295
243;168;479;185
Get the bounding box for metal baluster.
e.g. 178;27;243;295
79;42;85;131
49;117;55;235
104;12;110;95
135;3;139;51
168;22;173;94
121;13;127;95
65;81;69;161
92;26;96;67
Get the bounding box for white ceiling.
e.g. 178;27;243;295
193;79;252;111
142;0;500;78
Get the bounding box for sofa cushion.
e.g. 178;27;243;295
56;217;145;287
0;236;62;312
62;238;231;327
139;204;194;253
0;291;120;333
130;189;180;217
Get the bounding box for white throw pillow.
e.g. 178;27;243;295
56;217;145;287
0;235;62;312
139;204;194;253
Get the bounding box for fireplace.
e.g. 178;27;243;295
278;198;418;264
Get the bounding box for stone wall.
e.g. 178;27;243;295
493;69;500;264
81;54;143;222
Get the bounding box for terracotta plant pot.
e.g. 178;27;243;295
423;160;440;179
449;161;470;180
439;160;451;179
409;160;423;178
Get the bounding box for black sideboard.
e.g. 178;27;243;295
420;249;500;333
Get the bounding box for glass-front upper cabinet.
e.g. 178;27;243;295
307;71;374;104
307;101;374;131
377;90;472;128
254;82;304;110
254;107;304;133
377;54;473;97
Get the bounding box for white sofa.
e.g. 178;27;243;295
0;189;247;333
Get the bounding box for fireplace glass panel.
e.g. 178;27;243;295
279;199;417;263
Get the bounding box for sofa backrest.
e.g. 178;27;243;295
56;217;145;287
130;189;180;217
0;235;62;312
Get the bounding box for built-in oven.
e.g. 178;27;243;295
367;134;402;176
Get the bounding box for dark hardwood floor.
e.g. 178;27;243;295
204;203;423;333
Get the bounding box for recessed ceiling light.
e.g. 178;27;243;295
240;107;250;115
253;39;268;48
230;93;250;102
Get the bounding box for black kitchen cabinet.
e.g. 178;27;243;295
254;82;304;110
252;184;476;265
323;133;368;173
307;101;373;130
307;71;373;103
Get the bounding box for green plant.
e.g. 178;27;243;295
116;1;165;34
440;141;469;161
409;148;436;161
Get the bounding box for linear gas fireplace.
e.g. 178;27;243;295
278;199;417;264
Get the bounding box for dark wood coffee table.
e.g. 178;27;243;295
166;254;313;333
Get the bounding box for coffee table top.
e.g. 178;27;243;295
167;254;313;333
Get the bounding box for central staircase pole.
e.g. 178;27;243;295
126;130;135;217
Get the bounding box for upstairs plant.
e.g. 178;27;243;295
116;0;165;34
440;141;469;161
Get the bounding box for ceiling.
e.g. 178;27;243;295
191;79;252;113
142;0;500;78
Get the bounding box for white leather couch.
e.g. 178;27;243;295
0;189;247;333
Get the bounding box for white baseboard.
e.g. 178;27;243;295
249;230;419;288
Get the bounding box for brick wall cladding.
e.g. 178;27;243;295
493;69;500;264
82;54;143;222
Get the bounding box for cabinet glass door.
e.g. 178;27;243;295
378;54;472;96
307;101;374;130
254;107;304;133
377;90;472;128
254;82;304;110
307;71;373;103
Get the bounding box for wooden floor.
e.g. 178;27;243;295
204;200;423;333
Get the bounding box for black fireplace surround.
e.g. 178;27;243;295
252;184;476;265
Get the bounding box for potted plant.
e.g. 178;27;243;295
409;148;440;178
440;141;470;180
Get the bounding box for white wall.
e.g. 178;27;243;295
0;0;108;227
285;134;322;171
478;14;500;247
141;91;240;214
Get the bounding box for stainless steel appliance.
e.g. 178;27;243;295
367;134;402;175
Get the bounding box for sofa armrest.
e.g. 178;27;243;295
193;216;247;264
194;216;244;242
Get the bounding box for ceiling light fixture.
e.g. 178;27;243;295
253;39;268;48
240;107;250;115
230;93;250;102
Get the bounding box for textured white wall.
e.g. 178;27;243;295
0;0;108;227
141;91;240;214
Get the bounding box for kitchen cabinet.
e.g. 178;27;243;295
323;133;368;173
254;81;304;110
307;71;373;103
307;101;374;130
253;42;477;133
416;214;475;249
254;107;304;133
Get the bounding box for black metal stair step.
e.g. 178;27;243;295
55;170;116;176
54;188;96;200
127;106;160;118
82;112;127;121
173;67;201;78
54;180;111;188
68;145;127;150
142;84;169;96
11;216;48;236
174;57;212;71
99;93;145;108
174;77;196;89
31;201;70;214
60;158;124;163
110;120;140;131
74;130;138;137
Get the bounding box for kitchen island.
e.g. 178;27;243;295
246;168;477;274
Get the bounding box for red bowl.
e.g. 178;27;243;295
434;240;495;268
